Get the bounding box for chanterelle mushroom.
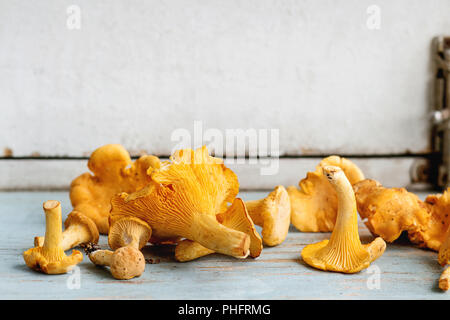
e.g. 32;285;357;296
34;210;99;251
287;156;364;232
108;216;152;250
109;146;249;258
301;166;386;273
174;198;262;262
70;144;160;234
423;190;450;251
440;267;450;291
244;186;291;246
354;179;450;251
438;227;450;291
87;246;145;280
23;201;83;274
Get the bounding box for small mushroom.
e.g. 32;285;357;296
244;186;291;246
174;198;262;261
70;144;160;234
110;146;250;259
34;210;99;250
301;166;386;273
23;201;83;274
86;217;152;280
287;156;364;232
88;246;145;280
354;180;450;251
439;267;450;291
108;216;152;250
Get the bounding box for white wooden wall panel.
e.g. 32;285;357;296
1;0;448;157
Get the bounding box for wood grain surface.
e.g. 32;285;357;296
1;191;448;300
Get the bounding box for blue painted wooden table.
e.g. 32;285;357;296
1;191;448;300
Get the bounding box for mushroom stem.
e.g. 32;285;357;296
89;249;113;266
35;224;92;250
327;169;362;251
34;211;99;250
175;198;262;261
175;240;214;262
187;213;250;258
63;225;93;250
129;239;139;249
42;201;63;251
440;266;450;291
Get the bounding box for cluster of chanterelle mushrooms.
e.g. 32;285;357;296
23;144;450;290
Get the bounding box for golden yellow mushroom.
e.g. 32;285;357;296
301;166;386;273
109;146;249;259
245;186;291;246
439;267;450;291
87;245;146;280
23;201;83;274
423;190;450;251
70;144;160;234
108;216;152;250
86;217;152;280
354;179;450;251
287;156;364;232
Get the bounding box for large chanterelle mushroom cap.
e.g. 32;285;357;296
109;146;250;259
354;179;450;251
23;201;83;274
70;144;160;234
287;156;365;232
175;198;262;262
301;166;386;274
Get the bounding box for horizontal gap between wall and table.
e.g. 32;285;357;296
0;156;431;191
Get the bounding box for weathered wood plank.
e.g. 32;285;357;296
0;157;425;191
0;191;447;299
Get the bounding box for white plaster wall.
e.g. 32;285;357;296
1;0;448;157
